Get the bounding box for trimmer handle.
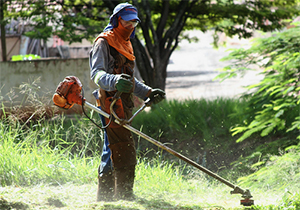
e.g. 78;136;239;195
109;92;151;125
113;91;122;100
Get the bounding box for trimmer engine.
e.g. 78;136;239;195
52;76;84;109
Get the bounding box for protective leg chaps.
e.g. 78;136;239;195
109;141;137;200
114;165;135;200
97;170;115;202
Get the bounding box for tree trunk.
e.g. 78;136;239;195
131;0;191;91
132;37;170;91
152;62;167;90
151;52;168;90
0;0;7;61
131;37;153;87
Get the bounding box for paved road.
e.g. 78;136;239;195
165;30;263;100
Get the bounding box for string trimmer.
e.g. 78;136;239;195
52;76;254;206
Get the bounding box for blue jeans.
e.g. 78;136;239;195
98;106;113;176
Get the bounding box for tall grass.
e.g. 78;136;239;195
238;146;300;191
47;115;104;157
0;117;102;187
261;192;300;210
1;80;300;209
1;112;300;209
133;98;249;159
133;98;247;143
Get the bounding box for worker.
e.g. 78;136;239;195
89;2;165;201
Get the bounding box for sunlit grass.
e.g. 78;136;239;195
1;121;299;209
1;118;300;209
0;119;100;187
0;118;247;209
1;80;300;209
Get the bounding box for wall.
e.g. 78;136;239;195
0;58;98;107
48;46;91;59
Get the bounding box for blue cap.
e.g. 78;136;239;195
118;6;140;22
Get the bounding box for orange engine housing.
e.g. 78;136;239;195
53;76;84;109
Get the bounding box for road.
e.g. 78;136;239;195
165;30;264;100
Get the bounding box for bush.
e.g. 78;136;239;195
216;27;300;146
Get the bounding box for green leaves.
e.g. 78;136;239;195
218;27;300;142
3;0;108;42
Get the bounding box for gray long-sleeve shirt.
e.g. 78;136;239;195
89;37;151;100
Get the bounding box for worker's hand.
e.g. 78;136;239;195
149;88;165;104
115;74;133;93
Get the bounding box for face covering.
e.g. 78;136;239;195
114;17;135;41
95;18;135;61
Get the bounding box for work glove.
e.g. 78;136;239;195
115;74;133;93
149;88;165;104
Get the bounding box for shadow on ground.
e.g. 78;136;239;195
0;197;29;210
86;196;226;210
167;70;216;78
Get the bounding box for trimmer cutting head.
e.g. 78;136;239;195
241;198;254;206
231;187;254;206
240;189;254;206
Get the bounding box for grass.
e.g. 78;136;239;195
0;122;241;209
0;118;102;187
1;156;299;209
0;183;240;210
1;80;300;209
1;115;300;209
132;98;246;143
132;98;253;174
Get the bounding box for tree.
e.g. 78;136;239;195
216;26;300;145
1;0;109;60
0;0;8;61
129;0;300;90
3;0;109;42
2;0;300;92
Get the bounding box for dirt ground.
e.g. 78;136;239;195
165;30;264;100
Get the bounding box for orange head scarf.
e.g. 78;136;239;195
95;18;135;61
